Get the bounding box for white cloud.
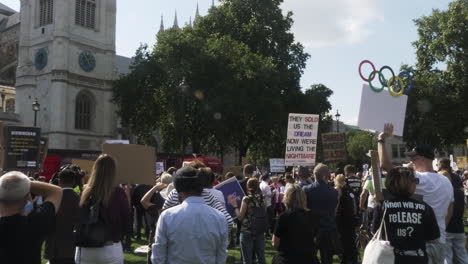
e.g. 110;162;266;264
281;0;384;47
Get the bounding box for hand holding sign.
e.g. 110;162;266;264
228;194;238;208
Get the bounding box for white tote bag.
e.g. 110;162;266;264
362;208;395;264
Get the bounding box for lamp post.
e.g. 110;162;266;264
335;110;341;133
32;98;40;127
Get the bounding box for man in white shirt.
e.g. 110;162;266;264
152;167;228;264
260;174;273;236
378;123;454;264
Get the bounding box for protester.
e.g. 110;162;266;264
141;174;172;264
75;154;130;264
378;123;454;263
335;174;358;264
45;169;81;264
260;173;273;236
296;166;312;187
0;171;63;264
303;164;339;264
437;158;468;263
284;173;295;192
359;170;386;232
203;167;226;206
271;176;285;232
344;165;362;208
151;167;228;264
240;164;255;194
372;167;440;264
272;184;319;264
229;177;267;264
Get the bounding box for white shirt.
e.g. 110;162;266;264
414;171;454;243
260;181;272;207
207;188;226;206
152;196;228;264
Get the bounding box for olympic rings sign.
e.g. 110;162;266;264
358;60;414;97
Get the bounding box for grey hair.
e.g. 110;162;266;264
0;171;31;202
160;173;173;185
313;163;329;182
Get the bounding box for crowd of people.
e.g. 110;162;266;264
0;123;468;264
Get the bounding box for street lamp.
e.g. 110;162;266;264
335;110;341;132
32;98;40;127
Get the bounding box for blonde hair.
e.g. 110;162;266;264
334;174;345;188
80;154;117;206
283;184;308;210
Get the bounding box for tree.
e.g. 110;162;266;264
404;0;468;149
345;129;376;167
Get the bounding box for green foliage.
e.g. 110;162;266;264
345;129;376;166
404;0;468;149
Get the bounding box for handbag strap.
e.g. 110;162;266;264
372;206;388;241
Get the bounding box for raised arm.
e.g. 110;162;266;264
30;181;63;213
141;183;167;210
378;123;395;172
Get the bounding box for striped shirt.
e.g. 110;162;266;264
163;189;234;226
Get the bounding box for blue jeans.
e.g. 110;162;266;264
240;232;266;264
444;232;468;264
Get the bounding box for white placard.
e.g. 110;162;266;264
156;162;165;174
269;158;285;173
357;84;408;136
285;113;319;166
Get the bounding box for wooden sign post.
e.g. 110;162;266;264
370;150;383;202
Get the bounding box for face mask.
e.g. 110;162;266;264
21;200;33;215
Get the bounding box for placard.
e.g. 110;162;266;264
357;84;408;136
285;113;319;166
269;158;285;173
3;126;41;170
105;139;130;144
322;132;346;162
215;177;245;218
156;161;165;174
102;144;156;185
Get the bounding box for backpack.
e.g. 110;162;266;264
75;197;110;248
249;197;268;235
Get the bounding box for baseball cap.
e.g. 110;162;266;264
405;144;435;160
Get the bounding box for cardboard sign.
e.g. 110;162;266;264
222;166;243;177
3;126;41;170
322;132;347;162
269;158;285;173
102;144;156;185
357;84;408;136
215;177;245;218
456;156;467;169
285;113;319;166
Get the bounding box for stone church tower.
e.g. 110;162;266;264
15;0;118;151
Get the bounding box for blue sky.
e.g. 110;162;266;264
2;0;452;124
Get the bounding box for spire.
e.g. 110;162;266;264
189;16;192;27
212;0;215;7
194;3;200;25
158;15;164;34
173;10;179;29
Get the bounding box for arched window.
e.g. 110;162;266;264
75;0;96;29
75;91;94;130
5;99;15;113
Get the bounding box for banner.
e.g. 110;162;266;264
3;126;41;170
285;113;319;166
269;158;285;173
322;132;346;162
215;177;245;218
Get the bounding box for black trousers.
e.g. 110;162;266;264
313;231;337;264
49;259;76;264
338;225;358;264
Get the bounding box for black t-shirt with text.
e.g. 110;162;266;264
0;202;56;264
373;198;439;264
345;176;362;197
274;209;319;264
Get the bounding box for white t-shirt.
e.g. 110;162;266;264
206;188;226;207
414;171;454;243
260;181;272;207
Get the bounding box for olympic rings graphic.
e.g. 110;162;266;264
359;60;414;97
